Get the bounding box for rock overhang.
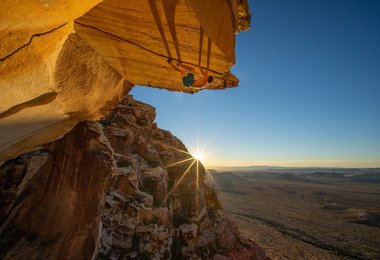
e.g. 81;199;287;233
74;0;250;92
0;0;250;163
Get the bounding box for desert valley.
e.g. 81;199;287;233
209;167;380;259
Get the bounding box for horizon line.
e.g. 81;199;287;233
206;165;380;169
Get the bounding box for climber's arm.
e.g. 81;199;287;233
198;65;205;75
169;62;188;77
179;63;196;73
169;62;181;72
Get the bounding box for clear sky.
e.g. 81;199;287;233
131;0;380;167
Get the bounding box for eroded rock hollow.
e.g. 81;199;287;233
0;0;250;164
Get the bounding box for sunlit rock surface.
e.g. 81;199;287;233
0;2;255;258
0;0;250;164
0;29;132;164
0;95;267;259
75;0;250;91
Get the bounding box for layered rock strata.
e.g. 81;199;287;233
0;95;267;259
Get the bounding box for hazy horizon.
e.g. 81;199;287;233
206;164;380;169
131;0;380;168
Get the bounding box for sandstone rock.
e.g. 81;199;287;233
0;121;116;259
108;188;127;202
152;207;171;225
139;207;154;224
1;0;250;165
0;95;267;259
205;182;223;210
75;0;250;91
140;167;168;206
112;174;136;196
22;153;51;190
134;189;154;207
0;30;131;164
180;223;198;240
105;127;135;155
1;0;101;58
213;254;229;260
136;225;151;234
120;218;136;231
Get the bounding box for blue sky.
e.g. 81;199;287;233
131;0;380;167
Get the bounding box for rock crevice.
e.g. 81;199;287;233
0;23;68;62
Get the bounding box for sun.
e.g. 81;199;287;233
164;141;218;204
193;151;203;161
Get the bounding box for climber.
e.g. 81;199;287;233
167;58;213;88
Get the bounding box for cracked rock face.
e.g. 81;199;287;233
0;95;267;259
0;0;250;165
0;0;102;59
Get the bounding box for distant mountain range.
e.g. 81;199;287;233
208;166;380;175
207;166;380;184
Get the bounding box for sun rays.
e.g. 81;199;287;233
193;151;203;161
163;143;218;208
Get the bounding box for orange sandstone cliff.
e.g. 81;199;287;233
0;1;265;259
0;0;250;164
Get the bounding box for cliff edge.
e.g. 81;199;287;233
0;2;259;259
0;95;267;259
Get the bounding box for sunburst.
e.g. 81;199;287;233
193;151;203;161
163;141;210;207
